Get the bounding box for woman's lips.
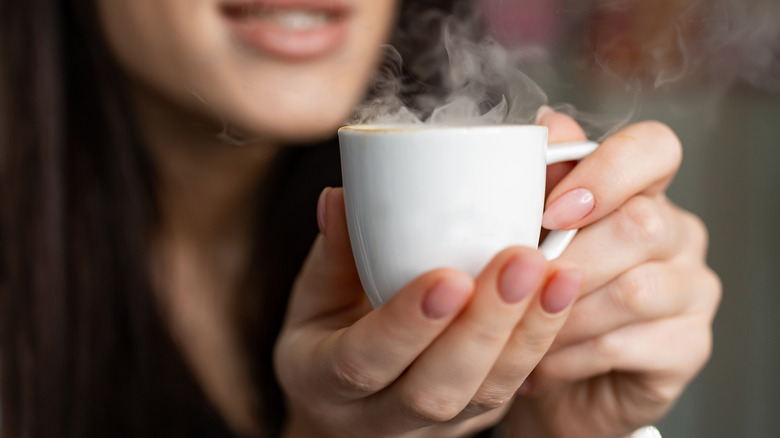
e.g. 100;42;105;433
220;1;351;60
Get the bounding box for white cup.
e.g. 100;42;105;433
338;124;597;307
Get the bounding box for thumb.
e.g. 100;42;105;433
285;187;368;324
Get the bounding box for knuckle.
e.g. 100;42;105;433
612;268;660;317
513;317;560;354
521;331;558;358
684;210;711;257
641;382;683;408
403;389;464;424
467;322;511;347
468;388;515;413
329;354;382;396
615;196;668;246
706;268;723;302
696;328;715;367
700;267;723;317
591;332;624;359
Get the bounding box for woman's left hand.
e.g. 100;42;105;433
506;108;722;438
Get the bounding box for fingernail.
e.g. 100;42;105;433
317;187;331;235
535;105;554;125
541;269;583;314
423;276;473;319
499;253;545;304
542;188;594;230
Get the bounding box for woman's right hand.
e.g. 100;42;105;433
274;188;582;438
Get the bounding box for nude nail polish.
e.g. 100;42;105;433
499;254;544;304
542;188;594;230
541;269;583;314
422;277;473;319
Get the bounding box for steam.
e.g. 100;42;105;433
349;0;650;137
350;0;780;131
350;8;549;127
697;0;780;93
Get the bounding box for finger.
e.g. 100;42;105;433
543;121;683;231
286;187;365;324
283;187;479;402
562;195;696;295
532;315;714;399
465;263;583;416
549;262;718;352
311;268;475;402
367;247;552;429
537;105;588;144
538;106;586;198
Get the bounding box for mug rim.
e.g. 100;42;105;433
338;124;547;134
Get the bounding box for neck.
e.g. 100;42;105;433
131;83;280;249
129;83;280;436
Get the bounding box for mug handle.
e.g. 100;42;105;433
539;141;600;260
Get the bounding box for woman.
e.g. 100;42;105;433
0;0;720;437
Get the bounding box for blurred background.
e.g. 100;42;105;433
483;0;780;435
3;0;774;436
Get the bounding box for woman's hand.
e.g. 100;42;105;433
274;188;583;438
505;108;722;438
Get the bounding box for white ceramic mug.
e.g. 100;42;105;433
338;124;597;307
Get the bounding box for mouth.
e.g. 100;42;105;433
220;1;351;60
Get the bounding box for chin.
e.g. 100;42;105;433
243;100;357;142
221;111;350;145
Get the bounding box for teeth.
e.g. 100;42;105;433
258;10;332;30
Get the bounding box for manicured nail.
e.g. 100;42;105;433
535;105;554;125
499;253;545;304
542;188;595;230
317;187;331;235
422;276;473;319
541;269;583;314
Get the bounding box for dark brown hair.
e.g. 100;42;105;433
0;0;457;437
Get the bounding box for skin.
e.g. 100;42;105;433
97;0;397;434
276;112;720;438
98;0;720;437
507;113;720;438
